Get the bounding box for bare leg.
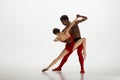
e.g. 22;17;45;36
73;38;86;59
42;49;69;72
52;51;72;71
82;38;86;60
73;38;86;52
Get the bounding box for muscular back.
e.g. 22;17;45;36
70;24;81;38
58;32;70;42
63;23;81;39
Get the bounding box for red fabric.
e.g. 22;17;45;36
77;44;84;70
65;36;75;52
53;43;84;71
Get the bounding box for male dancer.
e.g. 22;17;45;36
52;14;88;73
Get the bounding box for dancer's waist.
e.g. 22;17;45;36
74;37;81;42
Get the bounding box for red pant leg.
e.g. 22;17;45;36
58;51;73;69
77;44;84;71
53;36;74;70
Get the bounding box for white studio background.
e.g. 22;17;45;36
0;0;120;74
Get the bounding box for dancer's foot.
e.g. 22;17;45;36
80;70;85;73
82;52;86;60
42;68;48;72
52;67;61;71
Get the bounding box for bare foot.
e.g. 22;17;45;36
42;68;48;72
82;52;86;60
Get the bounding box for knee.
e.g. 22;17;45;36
82;38;86;42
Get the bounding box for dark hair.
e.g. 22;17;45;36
53;28;60;34
60;15;69;21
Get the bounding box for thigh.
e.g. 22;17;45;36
73;39;83;50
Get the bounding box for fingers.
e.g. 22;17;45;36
76;14;82;18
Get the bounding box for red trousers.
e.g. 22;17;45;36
65;36;75;52
57;44;84;70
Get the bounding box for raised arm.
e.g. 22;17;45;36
65;17;79;33
76;14;88;23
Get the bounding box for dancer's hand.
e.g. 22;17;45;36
42;68;48;72
76;14;82;18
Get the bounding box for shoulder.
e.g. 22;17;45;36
72;23;78;29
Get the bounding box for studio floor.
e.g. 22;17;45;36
0;66;120;80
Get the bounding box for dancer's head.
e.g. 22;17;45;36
60;15;69;26
53;28;60;35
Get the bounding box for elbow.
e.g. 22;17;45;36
54;39;58;42
84;16;88;21
54;40;57;42
54;39;56;42
86;17;88;20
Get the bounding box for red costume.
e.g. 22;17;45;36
65;36;75;52
53;36;84;73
